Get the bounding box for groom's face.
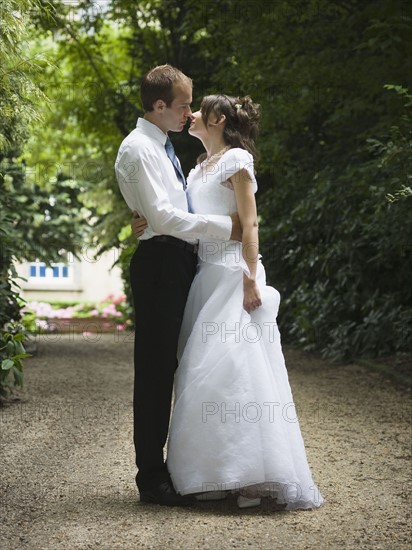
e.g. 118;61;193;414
162;82;193;133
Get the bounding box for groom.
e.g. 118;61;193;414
115;65;241;506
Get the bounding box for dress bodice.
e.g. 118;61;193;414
186;148;257;217
187;148;257;272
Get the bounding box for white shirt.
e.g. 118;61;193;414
114;118;232;242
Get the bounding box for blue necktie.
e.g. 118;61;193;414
165;137;186;189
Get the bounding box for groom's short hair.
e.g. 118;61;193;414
141;65;192;112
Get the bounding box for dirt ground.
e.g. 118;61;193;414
1;332;411;550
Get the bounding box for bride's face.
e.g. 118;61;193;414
189;108;221;139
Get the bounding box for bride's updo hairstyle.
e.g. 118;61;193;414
201;94;260;161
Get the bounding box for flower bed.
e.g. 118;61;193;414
22;295;130;334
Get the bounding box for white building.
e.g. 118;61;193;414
15;248;124;303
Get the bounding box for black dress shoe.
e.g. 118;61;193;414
139;481;195;506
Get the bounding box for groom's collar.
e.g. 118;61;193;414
136;117;168;146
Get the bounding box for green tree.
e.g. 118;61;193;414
1;0;44;396
0;0;97;397
1;0;46;327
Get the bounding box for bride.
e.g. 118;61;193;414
135;94;324;510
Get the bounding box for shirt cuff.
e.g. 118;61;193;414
205;215;232;241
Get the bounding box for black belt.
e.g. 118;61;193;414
143;235;198;254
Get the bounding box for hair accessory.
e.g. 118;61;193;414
234;103;242;111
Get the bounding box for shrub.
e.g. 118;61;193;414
0;325;31;400
260;87;412;362
21;295;131;333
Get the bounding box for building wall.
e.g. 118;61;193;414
15;248;124;303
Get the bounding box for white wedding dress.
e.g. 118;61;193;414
167;148;324;510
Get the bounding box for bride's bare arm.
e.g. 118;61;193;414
230;169;262;313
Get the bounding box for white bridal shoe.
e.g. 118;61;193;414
237;495;261;509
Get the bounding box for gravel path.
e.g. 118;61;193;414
1;333;411;549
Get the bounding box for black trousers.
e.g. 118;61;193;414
130;239;198;490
